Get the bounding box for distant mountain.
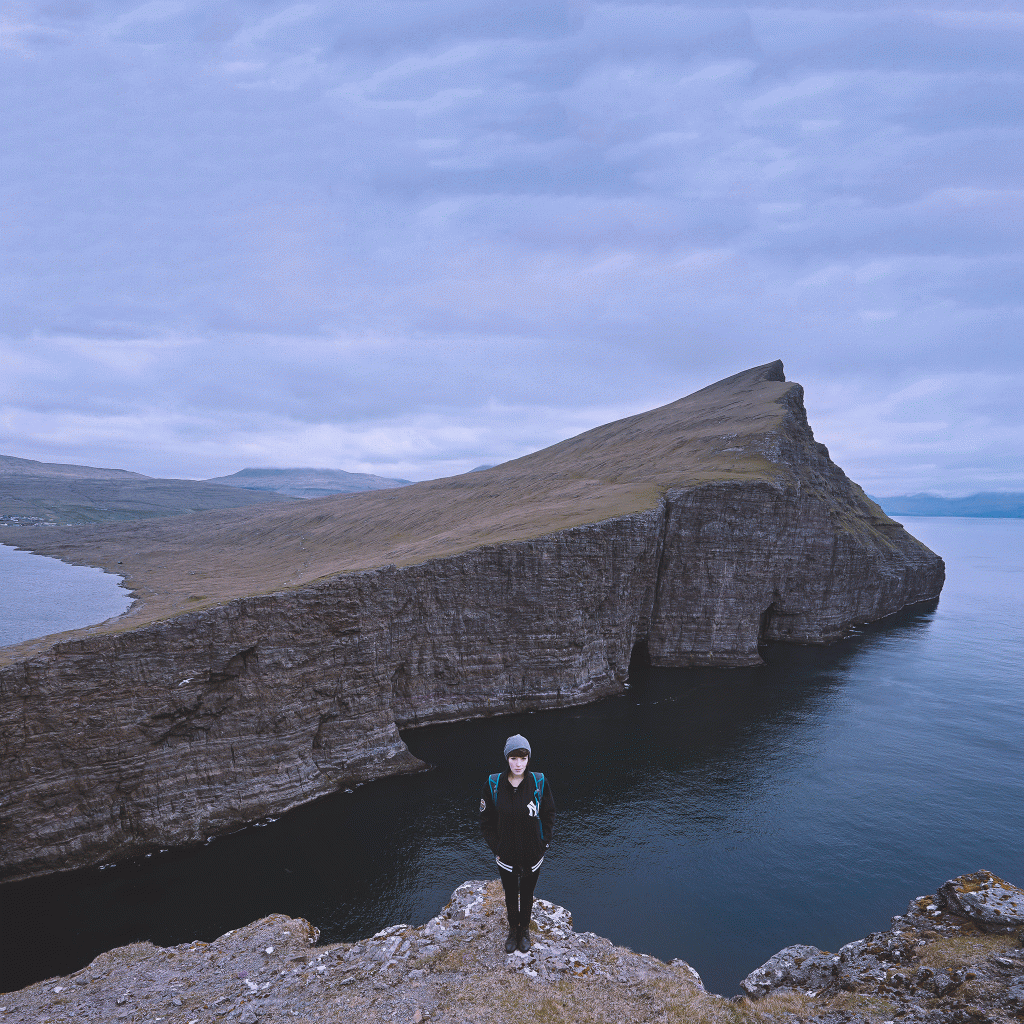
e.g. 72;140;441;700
206;468;411;499
871;492;1024;518
1;455;297;526
0;454;147;481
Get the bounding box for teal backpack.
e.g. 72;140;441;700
488;771;546;841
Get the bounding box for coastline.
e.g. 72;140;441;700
2;871;1021;1023
0;543;133;649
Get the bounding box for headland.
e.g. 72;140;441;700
0;362;944;881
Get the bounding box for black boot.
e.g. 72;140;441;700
517;923;531;953
504;923;517;954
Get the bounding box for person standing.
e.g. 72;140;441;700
480;734;556;953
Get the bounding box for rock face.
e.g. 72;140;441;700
0;880;710;1024
937;871;1024;932
740;945;838;999
741;871;1024;1024
0;363;944;882
4;874;1022;1024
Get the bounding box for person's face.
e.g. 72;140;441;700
508;754;529;776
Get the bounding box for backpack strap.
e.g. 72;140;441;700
531;772;546;840
488;773;501;804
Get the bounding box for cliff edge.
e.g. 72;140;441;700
2;872;1021;1023
0;362;944;881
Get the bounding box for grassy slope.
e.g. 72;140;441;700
0;454;149;480
3;362;806;653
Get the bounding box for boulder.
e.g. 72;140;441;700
740;944;837;998
937;871;1024;933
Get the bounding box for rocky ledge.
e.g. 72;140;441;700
2;872;1021;1024
740;870;1024;1023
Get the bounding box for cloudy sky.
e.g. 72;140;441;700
2;0;1021;494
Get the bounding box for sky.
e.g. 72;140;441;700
1;0;1021;495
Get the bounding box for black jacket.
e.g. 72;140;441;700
480;770;556;870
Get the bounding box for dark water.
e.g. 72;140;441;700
0;543;132;647
2;517;1022;996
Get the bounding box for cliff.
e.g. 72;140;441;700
2;872;1021;1023
0;362;944;881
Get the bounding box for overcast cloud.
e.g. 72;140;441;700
2;0;1021;494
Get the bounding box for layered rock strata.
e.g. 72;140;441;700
0;363;944;881
3;873;1021;1024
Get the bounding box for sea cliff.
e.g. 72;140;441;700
1;872;1021;1024
0;362;944;881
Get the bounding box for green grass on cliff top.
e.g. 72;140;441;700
3;362;825;652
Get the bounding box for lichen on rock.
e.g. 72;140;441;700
4;874;1021;1024
937;871;1024;932
0;880;708;1023
740;871;1024;1024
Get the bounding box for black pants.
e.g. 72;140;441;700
498;864;539;929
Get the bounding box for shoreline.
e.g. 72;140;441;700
0;542;134;650
1;364;945;883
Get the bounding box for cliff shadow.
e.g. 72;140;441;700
0;595;943;995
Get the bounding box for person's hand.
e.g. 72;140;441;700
495;856;501;865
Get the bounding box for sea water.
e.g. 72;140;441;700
1;517;1021;995
0;543;132;647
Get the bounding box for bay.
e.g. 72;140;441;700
1;517;1021;996
0;543;132;648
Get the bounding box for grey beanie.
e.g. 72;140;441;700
504;734;531;758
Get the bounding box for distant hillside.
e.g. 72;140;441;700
872;492;1024;518
0;454;147;481
206;467;411;499
6;360;942;635
1;455;298;526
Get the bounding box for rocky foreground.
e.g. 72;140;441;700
2;871;1022;1024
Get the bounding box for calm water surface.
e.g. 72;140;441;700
0;543;132;647
1;517;1021;995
